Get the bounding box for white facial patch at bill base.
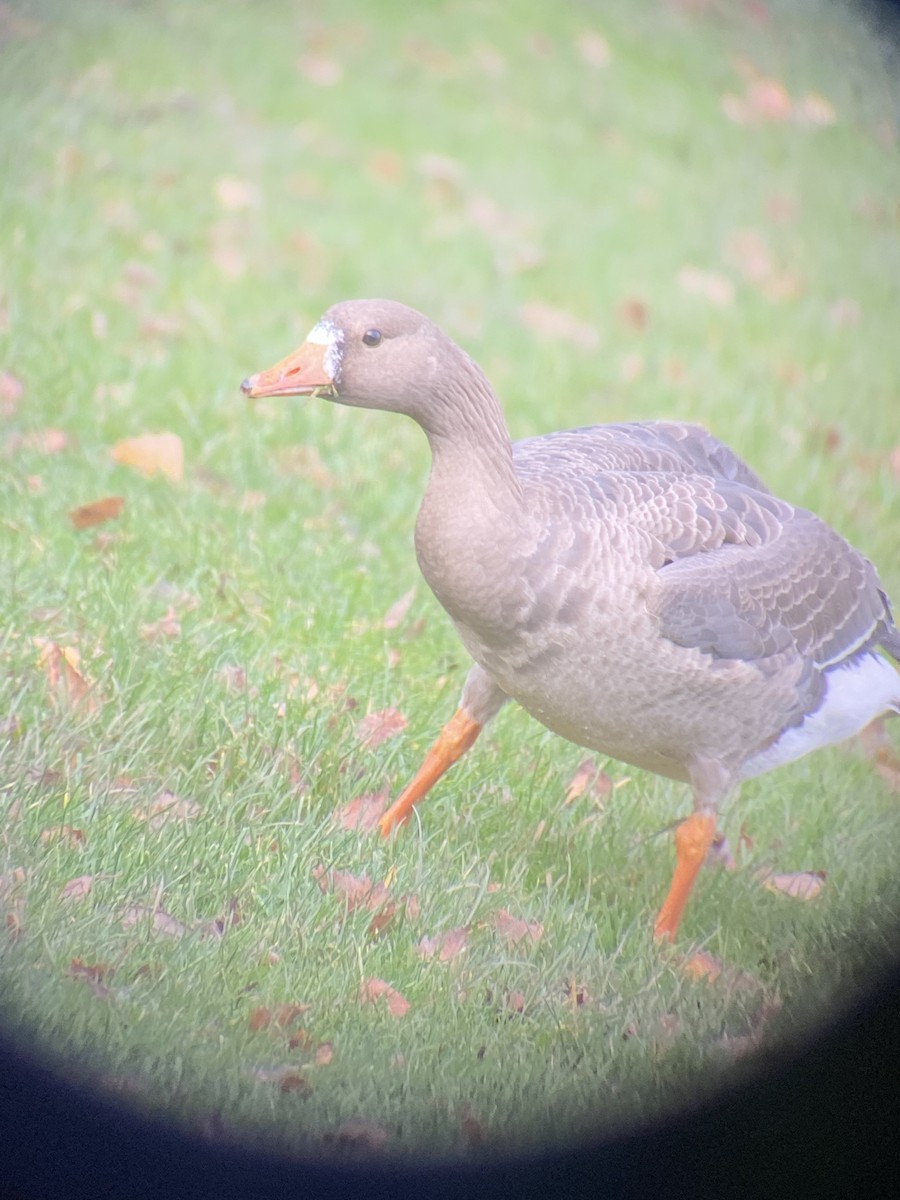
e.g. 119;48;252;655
307;318;345;381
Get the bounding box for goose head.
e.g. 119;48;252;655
241;298;490;431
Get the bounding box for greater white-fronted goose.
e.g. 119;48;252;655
243;299;900;941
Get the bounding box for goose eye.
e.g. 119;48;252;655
362;329;382;347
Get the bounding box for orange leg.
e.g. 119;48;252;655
378;708;483;838
653;812;718;942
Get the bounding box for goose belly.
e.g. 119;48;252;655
454;609;779;782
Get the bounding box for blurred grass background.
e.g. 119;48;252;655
1;0;899;1160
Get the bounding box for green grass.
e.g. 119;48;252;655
2;0;900;1161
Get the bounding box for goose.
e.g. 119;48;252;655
242;299;900;941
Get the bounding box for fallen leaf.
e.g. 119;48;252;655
68;495;125;530
576;29;611;68
827;297;861;328
111;432;184;482
214;176;260;212
8;427;69;455
416;925;470;962
139;312;183;341
252;1065;313;1094
312;865;391;913
491;908;543;946
366;149;406;187
298;55;343;86
382;587;416;630
0;370;23;416
331;788;389;832
60;874;92;904
793;92;836;126
616;297;649;331
67;958;114;998
763;870;826;900
323;1117;391;1153
133;789;199;830
356;708;408;750
39;825;86;848
139;606;181;641
677;265;734;306
682;950;724;982
315;1042;334;1066
35;639;98;714
366;902;399;938
358;978;410;1018
198;895;242;939
722;76;792;125
121;904;187;938
564;758;613;805
458;1101;485;1146
520;302;600;350
248;1003;312;1034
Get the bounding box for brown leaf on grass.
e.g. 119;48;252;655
111;432;184;482
576;30;611;68
35;639;98;714
356;708;408;750
763;870;826;900
366;903;399;939
315;1042;335;1066
60;874;93;904
520;302;600;350
873;744;900;793
564;758;614;805
617;297;649;332
458;1101;485;1147
121;904;187;938
680;950;764;992
7;427;70;455
248;1003;312;1034
382;587;416;630
298;55;343;86
722;77;792;125
0;370;23;417
827;297;861;328
677;265;734;306
0;867;26;915
214;176;260;212
275;442;337;489
133;789;200;830
139;312;183;341
490;908;543;946
252;1064;313;1094
198;895;242;940
68;958;114;999
682;950;722;982
562;978;592;1009
358;978;410;1018
793;92;836;127
366;149;406;187
68;495;125;530
40;825;86;848
323;1117;391;1153
416;925;470;962
139;606;181;641
312;865;391;913
331;788;390;832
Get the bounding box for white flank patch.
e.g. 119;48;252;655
306;317;344;380
740;653;900;780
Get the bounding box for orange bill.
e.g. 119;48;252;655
242;339;335;399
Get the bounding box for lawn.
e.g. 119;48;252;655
1;0;900;1162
